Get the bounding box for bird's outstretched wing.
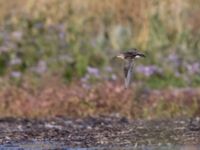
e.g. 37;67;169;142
124;59;134;88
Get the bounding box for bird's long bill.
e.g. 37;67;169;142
124;61;133;88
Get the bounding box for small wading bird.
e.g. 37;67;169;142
114;49;145;88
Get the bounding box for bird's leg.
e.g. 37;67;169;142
124;59;133;88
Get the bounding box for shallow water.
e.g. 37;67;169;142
0;142;200;150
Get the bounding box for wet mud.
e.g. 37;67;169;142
0;116;199;148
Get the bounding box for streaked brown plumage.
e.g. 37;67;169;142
116;49;145;60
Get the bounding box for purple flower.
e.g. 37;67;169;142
186;62;200;74
31;60;47;74
81;74;90;82
81;74;91;89
81;82;91;89
175;71;181;77
10;57;22;65
168;53;178;62
136;65;162;77
167;53;181;66
10;71;22;78
55;24;65;32
104;66;113;72
87;66;100;77
0;46;9;52
11;31;23;41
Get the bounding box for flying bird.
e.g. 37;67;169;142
114;49;145;88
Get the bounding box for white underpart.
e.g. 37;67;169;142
135;55;141;58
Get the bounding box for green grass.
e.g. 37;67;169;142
191;75;200;87
146;75;187;89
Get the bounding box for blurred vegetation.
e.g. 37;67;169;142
0;0;200;118
0;0;199;88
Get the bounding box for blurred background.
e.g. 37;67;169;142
0;0;200;119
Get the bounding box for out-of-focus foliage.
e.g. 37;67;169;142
0;0;200;118
0;0;200;88
0;79;199;118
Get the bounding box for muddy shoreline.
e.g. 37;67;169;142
0;116;200;148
